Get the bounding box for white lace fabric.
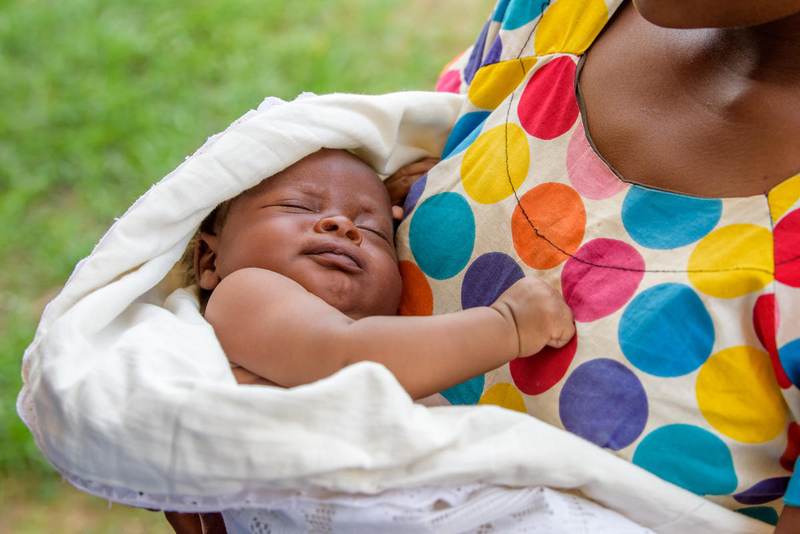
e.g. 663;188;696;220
222;486;656;534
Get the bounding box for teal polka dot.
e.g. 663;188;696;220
633;424;738;496
442;112;490;160
621;186;722;250
440;374;485;405
618;283;714;377
735;507;779;526
492;0;546;30
409;193;475;280
779;337;800;387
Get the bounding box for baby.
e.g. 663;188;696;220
192;148;575;399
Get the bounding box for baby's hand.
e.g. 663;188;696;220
490;277;575;358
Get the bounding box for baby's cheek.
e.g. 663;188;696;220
375;262;403;316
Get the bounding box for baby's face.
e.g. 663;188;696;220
210;149;402;318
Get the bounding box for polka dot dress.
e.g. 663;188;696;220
394;0;800;526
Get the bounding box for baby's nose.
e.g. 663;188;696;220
314;215;362;245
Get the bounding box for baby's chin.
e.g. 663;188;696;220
297;270;402;319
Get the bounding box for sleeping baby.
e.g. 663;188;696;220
190;148;575;399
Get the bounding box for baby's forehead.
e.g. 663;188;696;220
246;152;390;208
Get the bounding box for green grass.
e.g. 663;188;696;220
0;0;495;527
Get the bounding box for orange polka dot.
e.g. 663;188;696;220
398;261;433;316
512;183;586;270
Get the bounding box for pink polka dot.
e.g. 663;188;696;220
775;209;800;287
436;70;461;93
510;333;578;395
566;121;627;200
561;239;645;323
753;293;790;389
518;56;579;140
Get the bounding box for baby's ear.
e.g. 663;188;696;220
194;232;222;291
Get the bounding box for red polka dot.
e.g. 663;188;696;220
562;239;645;323
517;56;579;140
753;294;790;389
775;209;800;287
781;422;800;472
398;261;433;316
436;70;461;94
510;332;578;395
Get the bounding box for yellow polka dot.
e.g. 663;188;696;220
468;58;538;110
479;383;527;413
696;346;787;444
768;173;800;225
687;224;774;299
534;0;609;56
461;123;529;204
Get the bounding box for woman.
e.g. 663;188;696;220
396;0;800;531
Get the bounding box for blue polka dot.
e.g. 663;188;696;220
621;186;722;249
619;283;714;377
735;507;779;526
402;173;427;221
464;20;490;85
493;0;546;30
559;359;648;450
633;424;738;496
779;337;800;387
409;193;475;280
442;111;491;160
492;0;512;22
440;374;485;405
461;253;524;309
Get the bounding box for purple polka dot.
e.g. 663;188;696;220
402;173;427;221
561;239;645;323
559;359;648;450
734;477;791;505
483;35;503;66
461;252;524;309
464;20;490;84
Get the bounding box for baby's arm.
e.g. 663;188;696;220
205;268;573;399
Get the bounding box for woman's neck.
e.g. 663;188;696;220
696;16;800;87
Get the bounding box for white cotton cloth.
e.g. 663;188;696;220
17;92;769;534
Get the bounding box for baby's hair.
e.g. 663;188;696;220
178;197;236;291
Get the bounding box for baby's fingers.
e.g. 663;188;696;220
547;320;576;348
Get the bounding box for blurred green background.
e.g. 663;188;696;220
0;0;493;531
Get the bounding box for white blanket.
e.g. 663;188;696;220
18;92;768;533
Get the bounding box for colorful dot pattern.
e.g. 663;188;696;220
397;0;800;519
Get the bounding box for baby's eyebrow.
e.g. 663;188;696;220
252;181;326;199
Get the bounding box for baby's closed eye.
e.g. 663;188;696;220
359;225;391;244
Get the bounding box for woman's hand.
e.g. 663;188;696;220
165;511;227;534
775;505;800;533
384;157;439;207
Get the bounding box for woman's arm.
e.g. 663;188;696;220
204;268;573;399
